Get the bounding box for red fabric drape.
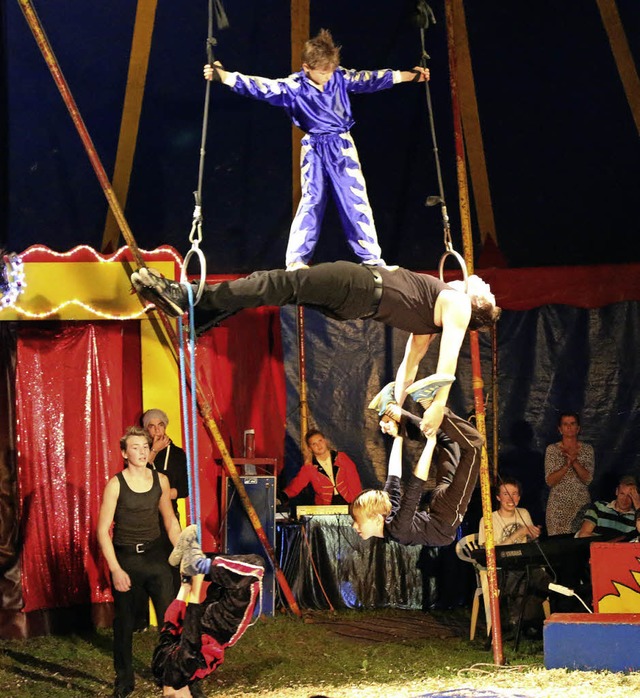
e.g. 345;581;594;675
16;322;141;612
193;308;286;552
468;264;640;310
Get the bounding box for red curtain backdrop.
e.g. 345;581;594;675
13;311;286;611
469;264;640;310
193;307;286;552
15;322;141;613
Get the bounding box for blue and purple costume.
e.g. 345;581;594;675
223;67;403;267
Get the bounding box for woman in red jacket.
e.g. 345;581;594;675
282;429;362;505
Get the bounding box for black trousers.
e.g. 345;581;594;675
426;410;483;543
388;409;483;547
112;546;174;690
196;261;377;322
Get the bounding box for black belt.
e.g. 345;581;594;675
363;266;384;318
114;537;161;554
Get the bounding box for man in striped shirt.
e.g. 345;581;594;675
577;475;640;538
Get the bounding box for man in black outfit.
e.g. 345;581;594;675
133;409;190;631
131;261;500;436
97;426;182;698
144;408;188;588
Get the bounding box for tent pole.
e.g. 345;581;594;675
291;0;311;454
297;307;310;450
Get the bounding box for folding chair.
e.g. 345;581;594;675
455;533;493;640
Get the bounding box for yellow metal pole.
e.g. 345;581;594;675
297;306;310;451
445;0;503;664
291;0;311;454
491;325;499;482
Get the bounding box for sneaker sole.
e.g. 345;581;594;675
168;524;198;567
368;382;395;414
131;268;186;317
406;373;456;403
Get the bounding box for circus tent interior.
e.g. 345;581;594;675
1;0;640;636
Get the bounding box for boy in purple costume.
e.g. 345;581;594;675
205;29;429;269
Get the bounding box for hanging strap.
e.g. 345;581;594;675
181;0;230;304
178;283;202;540
415;2;469;291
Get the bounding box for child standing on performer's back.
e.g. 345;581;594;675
204;29;429;270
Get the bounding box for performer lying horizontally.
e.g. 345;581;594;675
131;262;500;436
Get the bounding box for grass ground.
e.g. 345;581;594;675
1;608;638;698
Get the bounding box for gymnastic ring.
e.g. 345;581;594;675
180;245;207;305
438;249;469;293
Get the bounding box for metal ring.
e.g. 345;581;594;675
438;249;469;293
180;245;207;305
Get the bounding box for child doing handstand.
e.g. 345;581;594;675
152;528;264;697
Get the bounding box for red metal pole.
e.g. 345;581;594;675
445;0;503;662
297;306;310;457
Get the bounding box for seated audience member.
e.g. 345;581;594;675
280;429;362;506
478;477;542;546
499;420;546;526
631;509;640;542
577;474;640;538
544;412;594;536
478;478;546;634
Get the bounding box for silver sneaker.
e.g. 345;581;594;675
131;267;189;317
180;537;207;577
168;524;198;567
406;373;456;410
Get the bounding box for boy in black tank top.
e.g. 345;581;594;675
97;426;182;698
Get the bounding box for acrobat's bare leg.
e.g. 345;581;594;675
387;434;404;479
413;436;438;482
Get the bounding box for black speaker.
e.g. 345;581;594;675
223;475;276;615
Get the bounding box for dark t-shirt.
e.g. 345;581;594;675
373;268;449;335
384;474;433;546
113;470;162;546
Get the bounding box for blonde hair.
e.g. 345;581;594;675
350;489;391;520
119;425;150;451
